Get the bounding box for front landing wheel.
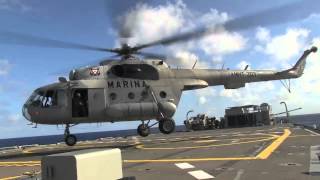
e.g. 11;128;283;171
159;118;175;134
65;134;77;146
137;124;150;137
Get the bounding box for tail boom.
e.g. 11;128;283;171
173;46;317;90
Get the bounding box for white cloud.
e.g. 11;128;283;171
199;32;247;56
255;27;270;43
0;59;11;76
171;50;197;68
219;82;275;105
197;9;247;56
120;1;247;64
302;13;320;24
0;0;31;12
236;60;251;70
211;56;223;66
199;96;207;104
194;88;216;105
256;28;310;63
200;9;229;25
292;37;320;94
171;50;210;68
121;1;188;46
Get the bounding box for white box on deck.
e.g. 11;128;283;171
41;148;123;180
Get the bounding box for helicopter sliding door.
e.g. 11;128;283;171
72;89;89;118
88;88;105;121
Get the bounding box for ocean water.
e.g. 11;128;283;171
0;113;319;148
279;113;320;127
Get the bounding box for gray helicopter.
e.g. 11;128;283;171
22;43;316;146
2;1;316;146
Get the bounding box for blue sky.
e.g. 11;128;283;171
0;0;319;139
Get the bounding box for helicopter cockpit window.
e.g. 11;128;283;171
110;64;159;80
26;91;41;106
27;90;58;108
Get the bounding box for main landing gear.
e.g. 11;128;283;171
159;118;175;134
137;118;176;137
64;124;77;146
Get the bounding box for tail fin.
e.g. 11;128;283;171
279;46;317;78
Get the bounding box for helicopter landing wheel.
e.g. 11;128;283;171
64;124;77;146
137;124;150;137
159;118;175;134
65;134;77;146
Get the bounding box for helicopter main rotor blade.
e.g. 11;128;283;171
131;0;319;51
0;31;116;53
224;0;319;33
134;51;167;60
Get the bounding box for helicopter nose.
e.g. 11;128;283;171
22;104;32;122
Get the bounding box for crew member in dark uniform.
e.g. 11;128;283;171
72;92;87;117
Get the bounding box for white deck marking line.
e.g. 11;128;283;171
188;170;215;179
175;163;195;169
304;128;320;136
271;131;283;134
251;142;266;157
233;169;244;180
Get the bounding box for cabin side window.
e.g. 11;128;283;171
42;90;58;108
110;64;159;80
109;92;117;101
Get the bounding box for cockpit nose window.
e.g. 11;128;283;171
27;90;58;108
26;91;41;106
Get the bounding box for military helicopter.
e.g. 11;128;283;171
2;2;317;146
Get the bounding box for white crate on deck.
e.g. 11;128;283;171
41;148;123;180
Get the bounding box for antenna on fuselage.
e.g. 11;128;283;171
244;65;249;70
221;63;225;70
192;59;198;69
